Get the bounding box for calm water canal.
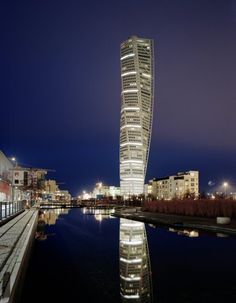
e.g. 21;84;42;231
20;208;236;303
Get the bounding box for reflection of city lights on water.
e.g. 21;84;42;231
168;228;199;238
83;207;116;222
121;294;140;299
188;230;199;237
120;275;141;281
122;222;143;228
95;214;103;221
40;209;69;226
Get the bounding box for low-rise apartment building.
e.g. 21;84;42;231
148;171;199;200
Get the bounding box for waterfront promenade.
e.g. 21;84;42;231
0;209;38;302
113;209;236;236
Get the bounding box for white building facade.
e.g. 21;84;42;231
92;182;121;199
148;171;199;200
119;36;154;197
0;151;13;201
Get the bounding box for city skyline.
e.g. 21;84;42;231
1;2;236;303
120;36;154;197
1;0;236;195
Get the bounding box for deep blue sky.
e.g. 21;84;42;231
1;0;236;196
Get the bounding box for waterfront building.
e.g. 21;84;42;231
0;150;13;201
11;167;47;202
144;183;150;197
92;182;120;199
12;167;47;189
55;190;71;202
119;36;155;198
43;179;59;193
41;179;71;202
148;171;199;200
93;182;110;199
109;186;121;199
0;151;26;202
119;218;153;302
81;191;92;200
0;151;71;203
230;192;236;200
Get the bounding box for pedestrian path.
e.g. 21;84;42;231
0;209;38;302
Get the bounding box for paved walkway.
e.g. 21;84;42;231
0;210;38;301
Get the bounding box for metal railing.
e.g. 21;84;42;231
0;201;24;222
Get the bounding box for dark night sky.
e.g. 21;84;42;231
1;0;236;195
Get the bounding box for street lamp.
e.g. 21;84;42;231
96;182;102;206
11;157;17;167
10;157;17;202
223;182;228;198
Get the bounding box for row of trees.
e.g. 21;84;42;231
147;191;232;201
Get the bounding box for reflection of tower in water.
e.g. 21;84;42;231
119;218;153;303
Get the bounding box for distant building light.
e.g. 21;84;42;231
121;240;143;245
120;142;142;147
122;89;139;94
121;178;143;181
120;124;141;130
121;71;137;77
121;160;143;164
120;257;142;264
142;73;151;78
121;107;140;112
120;53;135;60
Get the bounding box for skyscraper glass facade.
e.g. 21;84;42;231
119;36;154;197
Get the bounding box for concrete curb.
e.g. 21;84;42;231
0;210;38;303
113;213;236;236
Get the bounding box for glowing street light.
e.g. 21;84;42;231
223;182;228;197
11;157;18;168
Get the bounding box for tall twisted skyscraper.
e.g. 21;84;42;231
120;36;154;197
